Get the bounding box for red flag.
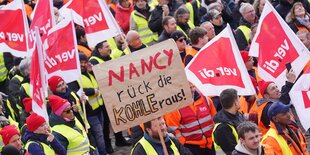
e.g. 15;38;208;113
289;68;310;130
249;1;310;87
43;17;81;83
60;0;119;47
28;0;55;51
30;28;48;121
0;0;29;57
185;25;256;96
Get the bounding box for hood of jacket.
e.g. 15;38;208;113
234;141;263;155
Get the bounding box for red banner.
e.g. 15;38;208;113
0;0;29;57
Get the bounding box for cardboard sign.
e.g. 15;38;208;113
93;40;192;132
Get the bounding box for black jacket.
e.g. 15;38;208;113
213;110;245;155
158;30;172;42
276;0;310;19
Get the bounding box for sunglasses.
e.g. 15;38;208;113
177;38;185;42
63;107;74;113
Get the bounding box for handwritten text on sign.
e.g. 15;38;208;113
93;40;192;132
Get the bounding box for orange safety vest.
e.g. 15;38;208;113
177;96;215;149
184;47;198;64
239;96;251;114
249;100;270;135
262;122;309;155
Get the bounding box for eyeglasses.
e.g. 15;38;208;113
177;38;185;42
63;107;74;113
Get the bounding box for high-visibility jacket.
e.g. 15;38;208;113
12;74;23;83
165;96;216;149
25;141;55;155
81;73;103;110
131;137;180;155
70;92;90;129
89;56;105;64
110;48;126;59
184;47;198;65
78;45;92;58
185;0;200;26
6;99;21;123
131;11;158;45
176;21;195;39
52;118;90;155
262;122;309;155
212;123;238;155
249;100;270;135
237;25;251;43
21;82;31;97
0;53;8;82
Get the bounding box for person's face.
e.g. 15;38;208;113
202;23;215;39
294;5;306;17
121;0;130;8
98;42;111;57
158;0;169;5
240;130;261;151
61;105;75;120
55;80;67;93
8;135;22;151
245;57;254;71
80;60;88;72
165;18;177;33
176;37;186;51
234;97;241;110
199;34;209;45
147;118;167;140
298;33;310;49
265;83;281;99
129;34;143;48
273;111;291;125
115;34;125;45
136;0;146;9
243;5;256;23
34;122;49;135
178;13;190;24
258;0;266;14
211;14;223;26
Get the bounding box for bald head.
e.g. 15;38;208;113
200;21;215;40
126;30;143;49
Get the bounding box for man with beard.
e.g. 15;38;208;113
131;117;192;155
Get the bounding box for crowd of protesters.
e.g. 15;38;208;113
0;0;310;154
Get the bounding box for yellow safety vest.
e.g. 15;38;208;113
131;137;180;155
212;123;238;155
110;48;126;59
107;38;117;52
185;0;200;26
89;56;104;64
70;92;90;129
52;118;90;155
81;73;103;110
0;53;8;82
25;141;55;155
262;128;293;155
13;74;23;83
21;82;31;97
131;11;158;45
176;21;195;39
237;25;251;43
6;99;19;122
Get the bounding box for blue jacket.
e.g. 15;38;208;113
22;129;66;155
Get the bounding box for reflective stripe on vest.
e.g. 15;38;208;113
131;137;180;155
0;53;8;82
6;99;17;121
25;141;56;155
81;73;103;110
237;25;251;43
52;118;90;155
21;82;31;97
178;97;214;141
262;128;293;155
111;48;126;59
212;123;238;155
89;56;104;64
13;74;23;83
131;11;158;44
70;92;90;129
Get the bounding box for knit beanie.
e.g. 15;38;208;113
257;81;273;96
0;125;20;145
48;95;70;116
23;98;32;113
48;75;64;92
240;50;251;63
26;113;46;132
